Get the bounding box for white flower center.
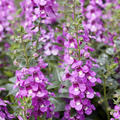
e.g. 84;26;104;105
35;77;39;82
8;5;11;9
41;104;44;108
74;88;79;92
92;13;96;18
37;91;42;95
85;107;88;111
76;101;81;106
41;11;45;14
70;43;74;48
87;92;90;95
88;76;92;80
79;71;83;76
70;56;73;60
28;90;32;94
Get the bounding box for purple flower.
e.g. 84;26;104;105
0;0;16;41
111;104;120;120
0;97;14;120
62;22;101;119
20;0;59;36
0;88;6;91
70;97;83;111
15;64;54;119
69;83;80;96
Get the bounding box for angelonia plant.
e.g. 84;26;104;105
0;0;120;120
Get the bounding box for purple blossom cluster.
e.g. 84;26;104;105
15;63;54;119
62;104;85;120
81;0;115;45
20;0;62;57
61;25;101;119
20;0;59;36
38;27;63;56
103;0;120;36
0;88;14;120
111;105;120;120
0;0;16;41
15;0;63;119
83;0;104;33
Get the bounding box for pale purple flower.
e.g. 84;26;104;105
0;97;14;120
111;104;120;120
0;0;16;41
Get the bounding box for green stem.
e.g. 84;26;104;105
103;74;110;120
20;36;29;119
75;25;80;59
36;18;41;52
23;103;27;120
73;0;76;20
23;98;28;120
73;0;80;59
36;37;39;52
23;111;27;120
64;0;68;19
21;35;29;68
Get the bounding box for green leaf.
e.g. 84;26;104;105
56;93;69;98
52;42;63;47
49;97;66;112
16;8;22;15
9;77;16;83
47;81;60;90
4;71;13;77
5;83;18;96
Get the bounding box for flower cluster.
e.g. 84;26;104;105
61;26;101;119
14;0;62;119
82;0;115;45
83;0;104;33
20;0;61;57
0;0;16;41
38;27;63;56
15;64;54;119
82;0;106;43
20;0;58;35
0;88;14;120
110;105;120;120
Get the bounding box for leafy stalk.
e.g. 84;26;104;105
103;76;110;120
22;98;28;120
102;70;110;120
73;0;81;59
20;31;29;119
36;18;41;52
21;34;29;68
